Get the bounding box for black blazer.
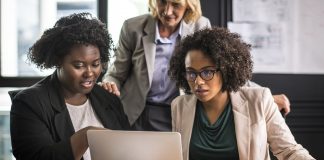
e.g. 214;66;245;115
10;72;130;160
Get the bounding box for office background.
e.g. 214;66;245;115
1;0;323;159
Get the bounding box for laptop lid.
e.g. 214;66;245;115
87;130;183;160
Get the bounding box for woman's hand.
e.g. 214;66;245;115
98;81;120;96
273;94;291;117
70;126;106;160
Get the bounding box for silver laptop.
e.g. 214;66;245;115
87;130;183;160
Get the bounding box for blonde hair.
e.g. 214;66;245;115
148;0;202;23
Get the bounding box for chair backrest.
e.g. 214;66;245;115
8;90;22;101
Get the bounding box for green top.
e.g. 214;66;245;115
189;101;239;160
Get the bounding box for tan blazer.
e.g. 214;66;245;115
103;14;211;124
171;87;315;160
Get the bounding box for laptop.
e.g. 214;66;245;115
87;130;183;160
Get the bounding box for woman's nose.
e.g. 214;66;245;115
164;3;174;16
194;75;205;85
84;66;94;77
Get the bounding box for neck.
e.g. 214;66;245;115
61;88;88;106
158;22;179;38
65;95;88;106
202;91;230;124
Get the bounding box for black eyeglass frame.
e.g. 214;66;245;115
185;69;220;82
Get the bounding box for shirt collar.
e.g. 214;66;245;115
155;21;182;44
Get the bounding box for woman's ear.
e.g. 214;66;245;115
57;58;64;68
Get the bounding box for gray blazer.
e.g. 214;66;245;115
103;14;211;124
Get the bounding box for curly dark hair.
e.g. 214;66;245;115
27;12;113;69
168;27;253;93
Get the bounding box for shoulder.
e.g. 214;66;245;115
190;16;211;30
171;94;196;110
12;77;51;103
237;87;272;101
91;85;121;105
181;16;211;35
90;85;125;116
10;76;54;117
123;14;155;30
231;87;273;108
231;87;275;121
196;16;210;25
125;14;153;23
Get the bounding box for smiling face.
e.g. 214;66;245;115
185;49;225;103
57;44;102;99
156;0;187;30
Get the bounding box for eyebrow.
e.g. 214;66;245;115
185;66;217;71
71;58;101;63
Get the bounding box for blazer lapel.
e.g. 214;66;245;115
48;73;75;140
143;16;156;86
182;95;197;133
53;110;75;140
88;92;117;129
181;95;197;160
230;91;251;159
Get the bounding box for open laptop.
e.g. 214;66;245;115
87;130;183;160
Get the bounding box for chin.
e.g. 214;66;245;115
195;95;211;103
80;87;93;95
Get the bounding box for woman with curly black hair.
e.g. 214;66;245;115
169;27;314;160
9;13;130;160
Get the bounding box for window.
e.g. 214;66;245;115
1;0;97;77
107;0;148;45
0;0;148;87
0;1;97;159
0;112;11;160
0;1;147;159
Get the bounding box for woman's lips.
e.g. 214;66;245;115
195;89;208;96
81;80;94;88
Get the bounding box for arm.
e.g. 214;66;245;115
262;89;314;160
70;126;105;160
246;80;291;116
101;20;133;95
195;16;211;29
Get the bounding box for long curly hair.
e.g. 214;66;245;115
168;27;253;93
28;12;113;70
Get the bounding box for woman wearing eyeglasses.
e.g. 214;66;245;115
168;27;314;160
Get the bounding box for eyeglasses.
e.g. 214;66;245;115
185;69;219;82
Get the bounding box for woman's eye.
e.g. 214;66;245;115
187;71;196;79
159;0;167;5
93;63;100;67
190;72;196;78
202;70;212;77
172;3;181;8
73;62;84;68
